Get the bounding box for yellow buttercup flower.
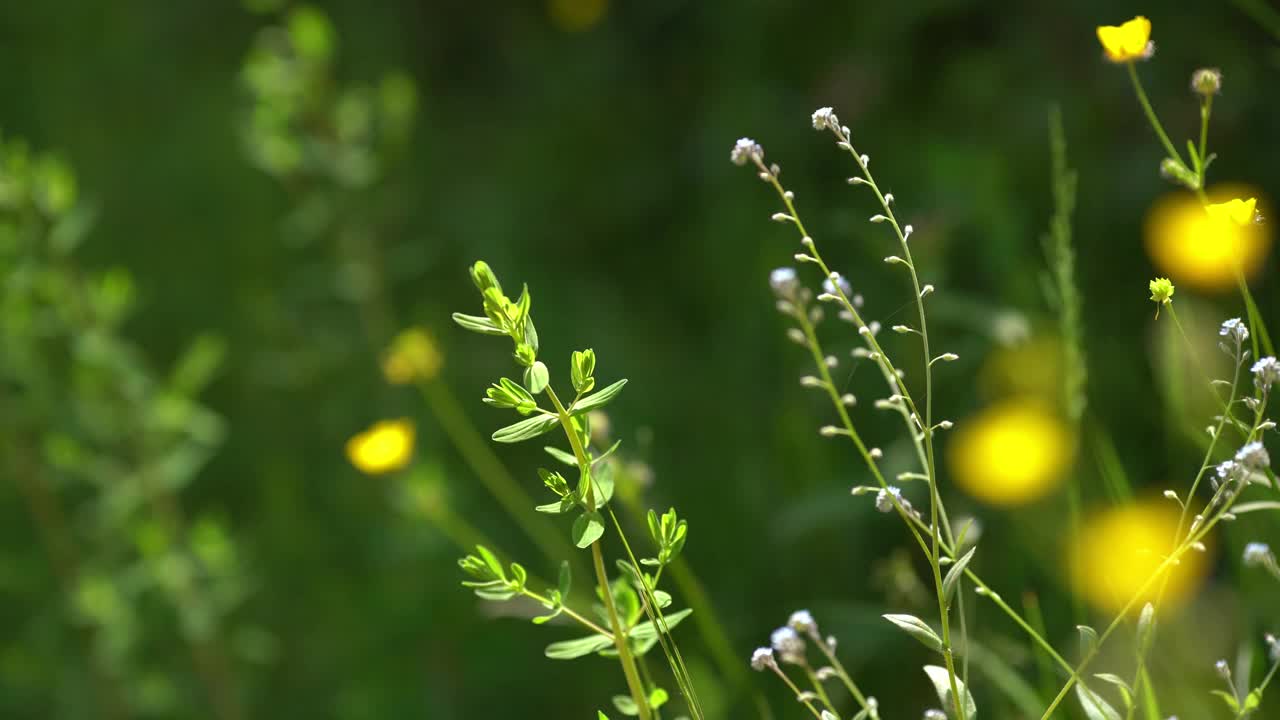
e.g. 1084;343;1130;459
346;419;415;475
1096;16;1152;63
1145;187;1272;291
948;399;1073;506
1205;197;1259;226
1069;501;1207;614
381;327;443;385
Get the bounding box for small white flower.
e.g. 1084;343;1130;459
771;626;806;664
1243;542;1273;567
1220;318;1249;344
1215;658;1231;679
788;609;817;634
1235;441;1270;471
822;273;852;298
770;267;799;299
811;106;838;131
875;486;903;513
1252;356;1280;390
750;646;776;671
731;137;763;166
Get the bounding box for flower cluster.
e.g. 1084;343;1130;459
730;137;763;167
1253;356;1280;391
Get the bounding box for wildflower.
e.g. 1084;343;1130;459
822;273;852;298
1215;659;1231;680
875;486;903;513
1148;277;1174;317
346;418;415;475
1070;501;1208;614
1190;68;1222;97
1220;318;1249;344
1243;542;1273;568
1214;460;1241;490
788;609;817;635
381;327;443;385
1253;356;1280;391
1206;197;1259;226
770;626;806;664
811;106;838;132
1096;16;1153;63
750;647;777;671
948;400;1072;506
1235;441;1270;471
1145;188;1272;291
730;137;762;166
769;267;799;300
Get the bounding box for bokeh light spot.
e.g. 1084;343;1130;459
948;399;1073;506
1144;186;1271;292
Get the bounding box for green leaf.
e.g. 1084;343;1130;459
1209;689;1239;714
531;607;562;624
492;414;559;443
572;511;605;548
473;587;517;601
943;546;976;604
571;379;628;415
544;634;613;660
1077;624;1099;657
475;546;504;579
1092;674;1133;710
451;312;506;335
557;560;571;599
612;695;639;717
883;614;943;653
629;608;693;639
597;713;610;720
535;497;575;514
524;361;549;395
1076;683;1122;720
1243;690;1261;712
648;687;669;710
923;665;977;719
544;446;579;467
652;590;672;608
592;439;623;466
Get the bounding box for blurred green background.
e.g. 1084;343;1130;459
2;0;1280;717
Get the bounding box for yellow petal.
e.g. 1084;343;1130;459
346;418;415;475
1096;16;1151;62
1145;188;1271;292
1205;197;1257;226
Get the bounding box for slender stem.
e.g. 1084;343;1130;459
546;385;651;720
520;587;612;636
1126;62;1184;166
807;627;879;719
768;666;826;719
802;663;838;715
1198;94;1213;180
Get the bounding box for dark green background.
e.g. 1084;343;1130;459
3;0;1279;717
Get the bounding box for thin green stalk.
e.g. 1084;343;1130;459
519;587;613;637
1126;62;1184;167
768;666;826;720
805;626;879;719
802;663;839;715
546;384;651;720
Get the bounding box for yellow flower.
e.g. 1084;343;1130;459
1205;197;1258;226
381;327;442;385
948;400;1073;506
548;0;607;32
1096;16;1152;63
1069;501;1207;614
346;419;415;475
1145;187;1272;291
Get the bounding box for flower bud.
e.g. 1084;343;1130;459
1190;67;1221;97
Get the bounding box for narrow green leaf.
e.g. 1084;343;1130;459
923;664;978;719
943;546;977;604
1076;682;1123;720
451;312;507;335
1077;624;1099;656
1209;689;1239;713
572;511;605;548
570;379;628;415
475;546;504;579
492;414;559;443
544;446;578;466
544;634;613;660
1092;674;1133;709
883;614;943;653
628;608;693;639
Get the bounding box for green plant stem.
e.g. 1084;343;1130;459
418;379;577;565
1126;62;1184;167
802;662;838;714
768;666;826;720
806;627;879;719
546;385;651;720
517;586;613;636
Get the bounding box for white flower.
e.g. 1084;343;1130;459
1220;318;1249;344
750;646;776;671
1252;356;1280;390
1243;542;1273;567
811;106;838;131
1235;441;1270;471
730;137;762;166
770;267;799;299
823;273;852;298
788;609;817;634
770;626;806;664
875;486;903;513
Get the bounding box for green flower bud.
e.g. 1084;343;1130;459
513;343;537;368
571;349;596;393
1159;158;1198;189
1190;67;1221;97
469;260;502;295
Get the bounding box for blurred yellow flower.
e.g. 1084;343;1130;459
1205;197;1258;226
1069;501;1207;614
548;0;607;32
346;419;415;475
948;400;1072;506
381;327;442;385
1096;16;1152;63
1144;187;1272;292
